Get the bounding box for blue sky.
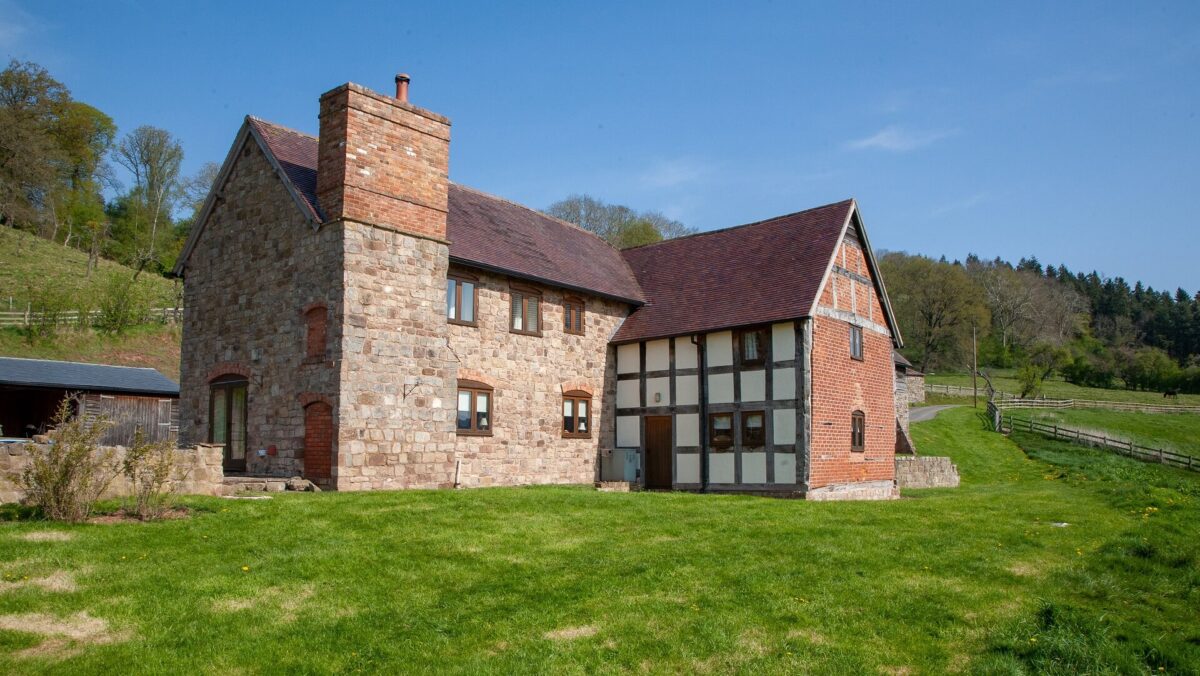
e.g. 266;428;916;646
3;1;1198;291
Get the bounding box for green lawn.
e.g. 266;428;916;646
926;368;1200;405
1020;407;1200;459
0;408;1197;673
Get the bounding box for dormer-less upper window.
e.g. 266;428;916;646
510;284;541;336
447;274;477;326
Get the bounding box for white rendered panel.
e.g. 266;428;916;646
742;452;767;484
676;413;699;446
675;338;698;369
740;370;766;402
617;343;640;374
773;409;797;445
676;453;700;483
645;339;670;372
675;375;698;406
616;380;641;409
707;331;733;367
616;416;640;447
772;322;795;361
708;373;734;404
772;368;796;400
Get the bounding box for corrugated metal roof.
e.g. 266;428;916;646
0;357;179;396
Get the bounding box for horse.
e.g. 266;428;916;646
1163;389;1180;400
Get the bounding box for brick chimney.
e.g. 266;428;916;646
316;78;451;241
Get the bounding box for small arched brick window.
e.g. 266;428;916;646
304;305;327;361
851;410;866;452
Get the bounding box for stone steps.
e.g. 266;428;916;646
221;476;321;496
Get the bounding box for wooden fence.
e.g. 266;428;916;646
927;383;1016;400
932;383;1200;414
988;402;1199;473
0;307;182;328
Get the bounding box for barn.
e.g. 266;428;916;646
0;357;179;446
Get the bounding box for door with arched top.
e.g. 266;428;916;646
303;401;333;482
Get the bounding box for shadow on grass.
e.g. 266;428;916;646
0;503;40;522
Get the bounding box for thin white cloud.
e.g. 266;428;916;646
0;0;35;51
638;158;710;189
930;191;990;217
846;125;959;152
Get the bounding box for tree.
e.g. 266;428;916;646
114;125;184;276
0;60;70;230
879;252;989;371
546;194;694;249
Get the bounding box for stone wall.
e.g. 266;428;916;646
808;232;898;497
907;372;925;404
447;267;627;488
333;222;457;490
0;443;224;504
178;137;344;478
895;455;960;489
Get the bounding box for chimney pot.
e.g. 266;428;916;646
394;73;411;102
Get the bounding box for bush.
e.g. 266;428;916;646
23;280;71;345
17;396;119;522
121;428;180;520
1016;363;1043;398
95;271;148;334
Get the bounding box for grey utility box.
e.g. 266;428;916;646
602;449;640;482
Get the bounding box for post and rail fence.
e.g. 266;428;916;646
930;383;1200;414
0;306;183;328
986;399;1198;473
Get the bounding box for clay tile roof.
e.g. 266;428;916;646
249;118;643;304
446;184;644;303
611;200;854;343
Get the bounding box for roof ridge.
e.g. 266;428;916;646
449;182;625;253
621;198;856;253
247;115;317;140
0;356;159;371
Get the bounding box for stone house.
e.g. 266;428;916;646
173;76;905;499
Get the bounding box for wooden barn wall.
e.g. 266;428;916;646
80;393;180;446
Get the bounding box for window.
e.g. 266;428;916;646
304;306;327;361
850;325;864;361
562;390;591;438
738;328;768;366
510;284;541;335
742;411;765;448
851;410;865;451
209;375;248;470
447;274;477;325
456;380;493;435
709;412;733;448
563;297;585;335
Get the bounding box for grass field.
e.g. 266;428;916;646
0;227;176;310
0;325;182;381
926;368;1200;406
1019;407;1200;459
0;408;1197;673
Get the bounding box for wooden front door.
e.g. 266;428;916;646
644;416;673;489
303;402;333;482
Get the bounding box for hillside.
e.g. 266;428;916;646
0;227;177;310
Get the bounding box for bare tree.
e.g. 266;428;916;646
114;126;183;276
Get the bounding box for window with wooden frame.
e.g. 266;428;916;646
447;273;478;326
850;325;864;361
303;306;327;361
737;327;768;367
851;410;866;451
709;412;734;449
742;411;765;448
563;297;585;335
456;380;493;435
509;284;542;336
562;390;591;438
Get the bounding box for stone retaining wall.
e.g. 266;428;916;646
0;443;224;504
894;455;959;489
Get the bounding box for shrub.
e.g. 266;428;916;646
121;428;181;520
17;396;120;522
23;280;71;345
1016;363;1043;398
95;271;148;334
